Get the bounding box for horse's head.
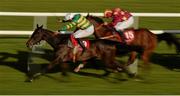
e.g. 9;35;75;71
26;24;45;48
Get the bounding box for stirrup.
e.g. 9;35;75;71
77;38;86;54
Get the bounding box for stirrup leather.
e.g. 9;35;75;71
72;45;79;63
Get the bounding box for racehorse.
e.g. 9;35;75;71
26;25;131;81
86;15;157;73
86;15;180;54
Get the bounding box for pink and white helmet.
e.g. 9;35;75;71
64;13;75;21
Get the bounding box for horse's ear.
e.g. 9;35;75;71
86;13;90;18
39;25;43;28
36;24;43;28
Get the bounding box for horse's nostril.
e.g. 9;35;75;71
26;41;32;48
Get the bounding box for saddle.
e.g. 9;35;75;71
105;25;135;44
67;34;91;62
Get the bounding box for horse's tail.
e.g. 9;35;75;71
157;33;180;54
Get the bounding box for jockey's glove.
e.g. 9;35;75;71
58;30;61;32
59;20;67;23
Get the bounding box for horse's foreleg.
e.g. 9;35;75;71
26;57;60;82
74;61;86;72
37;55;61;76
60;62;69;76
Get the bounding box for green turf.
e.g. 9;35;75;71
0;0;180;95
0;37;180;95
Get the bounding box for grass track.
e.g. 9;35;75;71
0;0;180;95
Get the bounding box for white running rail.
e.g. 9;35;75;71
0;12;180;35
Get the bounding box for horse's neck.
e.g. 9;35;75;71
87;17;115;38
87;17;101;27
90;20;100;27
42;29;60;49
43;30;70;49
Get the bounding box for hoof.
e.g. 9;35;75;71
117;67;123;72
25;77;33;83
33;72;42;79
128;73;137;78
74;68;80;72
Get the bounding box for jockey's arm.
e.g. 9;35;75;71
60;21;76;31
59;15;80;31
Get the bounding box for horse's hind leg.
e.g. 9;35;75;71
101;48;119;75
139;50;153;79
102;49;128;75
141;50;153;68
127;51;137;66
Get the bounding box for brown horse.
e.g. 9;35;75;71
26;25;131;81
86;15;180;54
86;15;157;73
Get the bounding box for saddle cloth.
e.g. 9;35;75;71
68;40;90;51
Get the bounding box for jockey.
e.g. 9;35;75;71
58;13;94;54
104;8;134;43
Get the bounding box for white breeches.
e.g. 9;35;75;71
114;17;134;31
73;25;94;38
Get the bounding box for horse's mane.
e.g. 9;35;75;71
87;15;104;24
42;28;71;39
41;28;71;45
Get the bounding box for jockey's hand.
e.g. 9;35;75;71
58;30;61;32
54;32;59;35
103;22;108;25
57;19;66;23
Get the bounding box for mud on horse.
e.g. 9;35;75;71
26;24;132;81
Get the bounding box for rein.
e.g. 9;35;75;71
99;35;117;39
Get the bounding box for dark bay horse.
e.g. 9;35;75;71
26;25;131;81
86;15;157;72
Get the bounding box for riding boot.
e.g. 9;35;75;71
70;35;79;62
117;30;126;44
76;38;86;54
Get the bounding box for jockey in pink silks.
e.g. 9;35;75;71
104;8;134;43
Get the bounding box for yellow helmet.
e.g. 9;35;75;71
104;9;113;18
